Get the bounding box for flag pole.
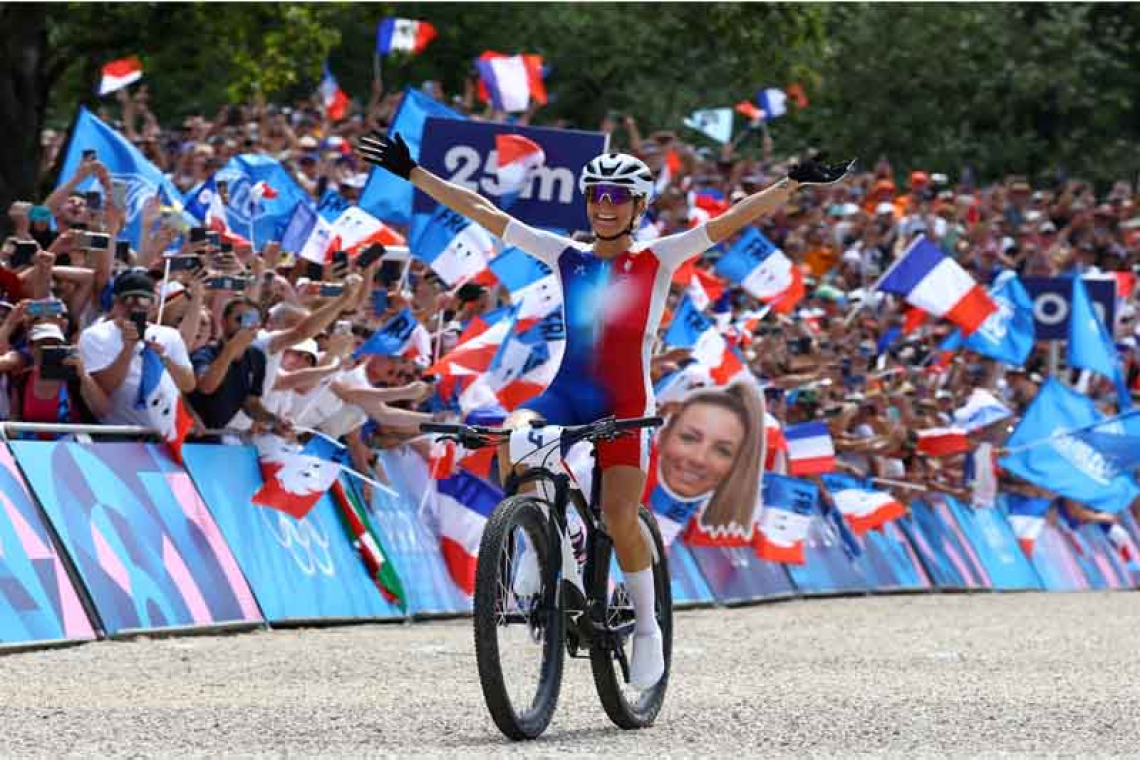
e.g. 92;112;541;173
156;255;173;325
843;234;924;326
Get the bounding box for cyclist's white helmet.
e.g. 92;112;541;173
579;153;655;198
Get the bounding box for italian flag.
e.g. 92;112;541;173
330;479;406;610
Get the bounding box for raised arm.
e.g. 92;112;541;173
358;132;512;238
706;155;855;245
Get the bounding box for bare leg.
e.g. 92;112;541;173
601;465;650;571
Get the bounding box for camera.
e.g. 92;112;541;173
206;275;248;291
189;227;208;245
355;243;386;270
40;345;77;381
115;240;131;263
10;240;38;269
129;311;148;341
318;282;345;298
78;231;110;251
167;255;203;273
81;149;97;162
239;310;260;329
27;300;65;318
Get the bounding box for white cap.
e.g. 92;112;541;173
160;280;186;301
285;338;320;362
875;202;895;216
341;172;368;189
29;323;66;343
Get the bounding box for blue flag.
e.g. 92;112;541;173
185;155;310;247
1069;274;1129;408
353;308;420;358
279;200;318;255
713;227;778;284
663;295;712;348
408;205;494;286
999;378;1140;513
135;345;163;411
317;189;352;222
952;270;1035;366
301;433;349;466
56;107;186;248
359;88;466;225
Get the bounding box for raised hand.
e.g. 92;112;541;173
788;153;855;186
357;131;416;180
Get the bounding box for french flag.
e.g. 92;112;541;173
495;134;545;209
325;206;405;262
409;205;495;287
375;18;438;56
489;248;561;321
251;434;344;520
1007;495;1049;557
765;412;788;473
916;427;971;456
688;190;731;227
98;56;143;96
663;296;747;385
484;311;563;411
714;227;804;314
756;87;788;120
136;346;193;465
354;307;430;360
826;479;906;535
672;260;727;312
753;474;817;565
877;236;996;335
319;63;350;121
475;51;547;113
431;469;501;595
785;421;836;476
735;100;764;123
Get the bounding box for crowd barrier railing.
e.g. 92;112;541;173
0;430;1136;652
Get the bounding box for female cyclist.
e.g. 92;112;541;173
359;130;850;690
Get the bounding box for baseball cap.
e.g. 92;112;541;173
29;323;66;343
285;338;320;363
875;202;895;216
909;171;930;187
113;269;156;300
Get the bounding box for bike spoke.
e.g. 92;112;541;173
493;523;550;721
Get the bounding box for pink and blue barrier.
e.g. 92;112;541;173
0;439;1136;651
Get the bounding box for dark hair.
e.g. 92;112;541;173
222;297;258;321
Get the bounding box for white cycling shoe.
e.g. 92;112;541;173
512;543;542;598
629;628;665;691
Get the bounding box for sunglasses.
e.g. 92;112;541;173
585;184;634;206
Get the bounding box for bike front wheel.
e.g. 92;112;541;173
589;506;673;729
473;495;565;740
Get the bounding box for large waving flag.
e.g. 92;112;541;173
98;56;143;96
376;18;437;56
714;228;804;313
319;63;350;121
325;206;406;259
136;346;193;465
330;480;406;608
427;468;501;595
1005;493;1050;557
1070;274;1130;409
475;51;547;113
489;245;551;294
785;421;836;476
756;88;788;120
943;271;1035;366
184;174;249;246
753;474;817;565
359;88;466;225
673;260;727;312
999;378;1140;514
185;154;310;248
916;427;971;457
877;236;996;334
480;309;564;410
662;296;747;385
252;434;344;519
494;134;546;209
409;206;495;286
354;308;429;360
56;107;186;248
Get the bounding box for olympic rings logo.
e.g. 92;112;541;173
258;507;335;577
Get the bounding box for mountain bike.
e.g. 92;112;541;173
421;415;672;740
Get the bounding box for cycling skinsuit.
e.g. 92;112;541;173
501;218;714;470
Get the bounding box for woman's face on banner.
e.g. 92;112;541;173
659;402;746;499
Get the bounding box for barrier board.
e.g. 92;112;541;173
929;497;994;589
0;445;96;646
856;523;932;591
12;442;262;635
667;541;715;606
684;543;796;604
1030;523;1091;591
785;506;870;596
182;444;400;623
908;500;989;590
895;512;967;590
954;499;1042;591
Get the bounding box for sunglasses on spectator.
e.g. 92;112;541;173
585;184;635;206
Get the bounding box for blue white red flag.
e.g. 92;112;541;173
98;56;143;96
354;308;429;360
475;51;547;113
494;134;545;209
251;434;345;520
319;63;350;121
756;88;788;120
820;473;905;534
376;18;437;56
942;270;1035;366
753;474;817;564
136;346;193;465
1005;493;1050;557
427;468;501;595
409;206;495;286
877;236;996;334
785;421;836;476
916;427;971;456
714;228;803;313
185;154;311;249
663;295;747;385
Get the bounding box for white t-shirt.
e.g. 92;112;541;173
287;365;370;439
229;329;289;431
79;319;191;425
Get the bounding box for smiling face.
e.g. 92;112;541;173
585;185;644;241
658;401;747;500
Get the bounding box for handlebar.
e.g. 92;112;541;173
419;415;663;450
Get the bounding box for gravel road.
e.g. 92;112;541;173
2;592;1138;758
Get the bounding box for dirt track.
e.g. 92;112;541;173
2;592;1139;758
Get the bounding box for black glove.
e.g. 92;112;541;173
357;131;417;180
788;152;855;185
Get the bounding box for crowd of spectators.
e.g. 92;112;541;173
9;76;1140;526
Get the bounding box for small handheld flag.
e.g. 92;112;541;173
376;18;437;56
98;56;143;96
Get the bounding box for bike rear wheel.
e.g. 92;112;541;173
589;506;673;729
473;495;565;740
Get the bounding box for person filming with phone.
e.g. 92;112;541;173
13;320;109;425
78;269;196;425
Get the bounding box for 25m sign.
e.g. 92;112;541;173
416;117;607;233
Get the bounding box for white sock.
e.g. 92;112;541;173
624;568;660;636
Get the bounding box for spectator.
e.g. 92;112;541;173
12;321;108;424
78;270;195;425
